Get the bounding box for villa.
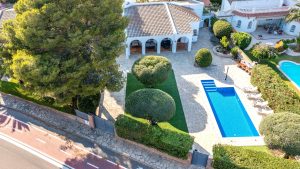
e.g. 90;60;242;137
217;0;300;36
124;1;206;58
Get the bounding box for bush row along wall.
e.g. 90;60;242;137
115;115;194;159
213;145;300;169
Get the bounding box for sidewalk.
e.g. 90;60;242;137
0;92;194;169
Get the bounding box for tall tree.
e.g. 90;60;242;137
1;0;127;107
285;3;300;23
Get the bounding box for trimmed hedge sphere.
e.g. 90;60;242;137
125;89;176;123
195;48;212;67
213;20;233;38
231;32;252;50
132;56;171;87
259;113;300;156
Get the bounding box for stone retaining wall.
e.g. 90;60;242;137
0;92;192;169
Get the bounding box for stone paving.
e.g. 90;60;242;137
105;28;266;156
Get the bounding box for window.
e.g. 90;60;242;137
193;29;198;36
290;25;296;32
247;21;252;29
236;20;241;28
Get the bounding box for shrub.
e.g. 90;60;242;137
251;44;277;61
77;94;100;114
231;32;252;50
125;89;176;123
251;65;300;114
220;36;229;49
230;47;239;59
210;16;219;27
132;56;172;87
115;115;194;159
195;48;212;67
275;41;288;52
213;20;233;38
213;145;300;169
259;113;300;156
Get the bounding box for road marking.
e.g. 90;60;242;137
107;159;118;165
87;162;99;169
35;138;46;144
60;149;72;156
0;133;74;169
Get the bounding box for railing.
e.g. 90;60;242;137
235;6;290;14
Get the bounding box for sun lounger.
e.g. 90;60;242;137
253;101;269;108
247;93;262;100
243;86;258;93
257;107;274;116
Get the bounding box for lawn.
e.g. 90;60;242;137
0;80;73;114
126;70;188;133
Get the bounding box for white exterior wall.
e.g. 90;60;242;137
231;16;257;33
231;0;282;9
283;21;300;36
191;21;200;42
221;0;232;11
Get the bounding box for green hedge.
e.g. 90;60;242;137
195;48;212;67
115;115;194;159
260;113;300;156
125;88;176;122
213;20;233;38
213;145;300;169
231;32;252;50
251;65;300;114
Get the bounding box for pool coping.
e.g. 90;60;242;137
201;80;265;146
278;60;300;92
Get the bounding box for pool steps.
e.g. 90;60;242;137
201;80;217;92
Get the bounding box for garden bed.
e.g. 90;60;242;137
126;70;188;133
212;46;232;57
0;80;73;114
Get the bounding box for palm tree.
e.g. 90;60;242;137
285;3;300;23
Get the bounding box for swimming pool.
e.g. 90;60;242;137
201;80;259;137
279;60;300;90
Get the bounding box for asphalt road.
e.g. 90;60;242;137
0;106;152;169
0;138;58;169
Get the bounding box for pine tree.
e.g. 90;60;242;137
1;0;128;107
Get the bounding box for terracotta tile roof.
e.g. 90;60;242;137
0;8;16;29
168;4;200;34
232;8;289;18
125;3;200;38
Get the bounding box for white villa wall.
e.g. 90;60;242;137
232;16;257;32
231;0;283;9
283;21;300;36
221;0;232;11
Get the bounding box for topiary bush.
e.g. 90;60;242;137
231;32;252;50
220;36;230;49
259;113;300;156
251;65;300;114
213;145;300;169
195;48;212;67
115;115;194;159
230;46;239;59
213;20;233;38
125;89;176;123
251;44;277;62
132;56;172;87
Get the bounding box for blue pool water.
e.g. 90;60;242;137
201;80;259;137
279;61;300;90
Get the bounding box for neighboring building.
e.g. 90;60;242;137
217;0;300;36
124;1;203;58
0;7;16;30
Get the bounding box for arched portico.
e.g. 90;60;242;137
161;38;173;52
145;39;158;53
130;40;142;55
177;37;189;51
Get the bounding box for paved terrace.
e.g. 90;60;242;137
105;28;266;155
